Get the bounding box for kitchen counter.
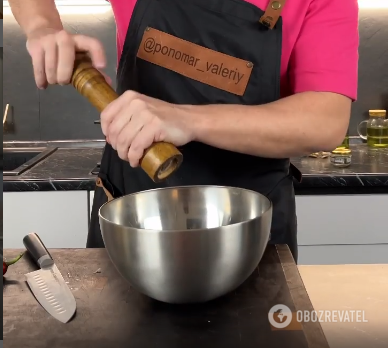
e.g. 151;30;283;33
3;141;388;193
3;141;104;192
292;146;388;194
3;245;329;348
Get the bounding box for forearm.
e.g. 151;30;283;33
8;0;63;35
188;92;351;158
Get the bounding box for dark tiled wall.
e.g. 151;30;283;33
3;10;117;141
2;7;388;141
351;9;388;135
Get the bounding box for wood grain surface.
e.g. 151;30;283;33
3;245;329;348
71;53;183;182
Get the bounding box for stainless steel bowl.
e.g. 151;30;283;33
99;185;272;303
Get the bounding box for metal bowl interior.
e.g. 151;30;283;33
99;185;271;230
99;185;272;303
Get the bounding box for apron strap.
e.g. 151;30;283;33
289;163;302;183
259;0;288;29
96;177;115;202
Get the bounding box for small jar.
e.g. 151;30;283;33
330;148;352;167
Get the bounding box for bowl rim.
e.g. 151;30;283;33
98;185;273;233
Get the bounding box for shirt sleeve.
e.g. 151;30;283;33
289;0;359;101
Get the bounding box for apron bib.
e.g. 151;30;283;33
88;0;301;262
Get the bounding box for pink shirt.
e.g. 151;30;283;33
109;0;359;100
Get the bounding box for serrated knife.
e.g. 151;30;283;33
23;233;76;323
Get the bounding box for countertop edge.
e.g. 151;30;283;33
4;177;388;194
277;245;330;348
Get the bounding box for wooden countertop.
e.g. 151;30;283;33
3;245;329;348
299;264;388;348
3;246;387;347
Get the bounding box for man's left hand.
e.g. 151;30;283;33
101;91;194;167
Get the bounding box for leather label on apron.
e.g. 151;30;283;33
137;27;253;96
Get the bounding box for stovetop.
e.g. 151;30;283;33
90;162;100;175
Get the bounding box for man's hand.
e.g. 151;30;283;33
101;91;194;167
26;28;107;89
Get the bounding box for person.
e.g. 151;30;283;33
9;0;359;262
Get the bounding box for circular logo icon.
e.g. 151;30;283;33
268;304;292;329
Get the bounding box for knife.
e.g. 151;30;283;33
23;233;77;323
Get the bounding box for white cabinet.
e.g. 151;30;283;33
296;194;388;265
296;194;388;245
298;244;388;265
3;191;89;248
89;190;95;218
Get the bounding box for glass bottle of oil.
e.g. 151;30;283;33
333;128;350;150
357;110;388;148
339;129;350;149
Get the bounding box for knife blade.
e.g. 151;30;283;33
23;233;76;323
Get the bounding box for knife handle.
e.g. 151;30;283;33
23;233;54;269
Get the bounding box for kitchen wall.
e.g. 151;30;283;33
2;3;388;141
3;5;116;141
1;22;3;143
1;21;4;262
354;7;388;135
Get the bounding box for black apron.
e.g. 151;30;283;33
88;0;301;262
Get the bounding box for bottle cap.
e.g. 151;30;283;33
331;148;352;155
369;110;386;117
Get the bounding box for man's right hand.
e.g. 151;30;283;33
26;28;107;89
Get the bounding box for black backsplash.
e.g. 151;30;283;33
3;10;117;141
352;9;388;135
2;7;388;141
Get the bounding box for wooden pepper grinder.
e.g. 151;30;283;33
71;53;183;182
